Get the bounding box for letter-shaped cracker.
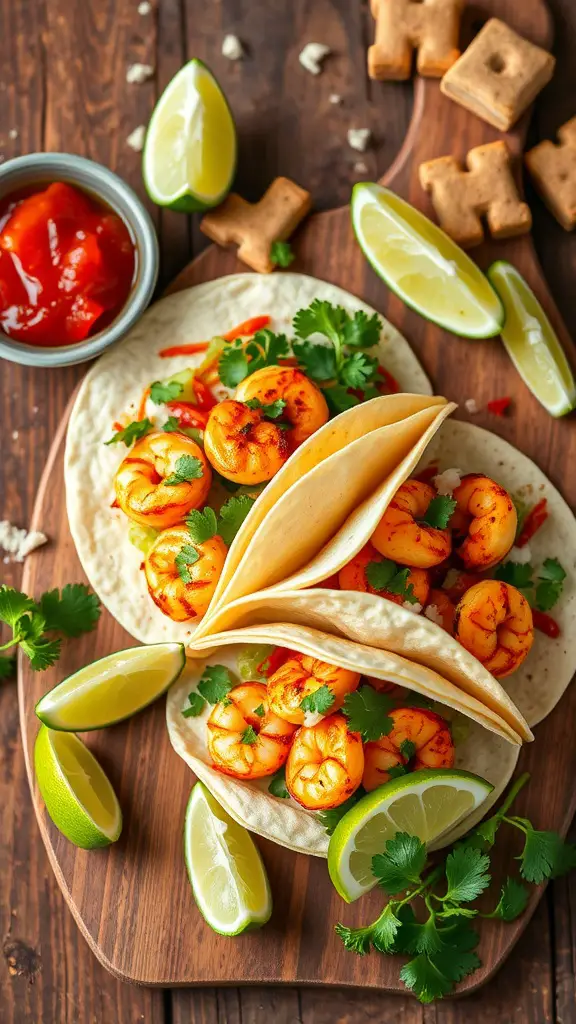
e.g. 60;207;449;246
525;118;576;231
200;178;311;273
368;0;462;80
419;141;532;248
441;19;555;132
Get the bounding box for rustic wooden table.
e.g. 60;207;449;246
2;1;576;1020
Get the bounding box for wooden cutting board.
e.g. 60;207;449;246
19;0;576;993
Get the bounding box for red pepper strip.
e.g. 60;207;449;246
316;573;341;590
415;464;440;485
257;646;296;678
487;396;511;416
112;420;124;432
137;386;150;420
158;342;210;358
165;401;209;429
377;366;400;394
532;609;560;639
516;498;549;548
192;376;218;411
222;316;271;342
278;357;299;367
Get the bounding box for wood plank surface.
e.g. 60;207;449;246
2;0;576;1019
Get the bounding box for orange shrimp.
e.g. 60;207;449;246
363;706;455;792
452;474;517;570
424;588;456;634
235;366;329;448
207;682;297;779
114;431;211;529
371;480;452;569
203;399;290;485
144;525;227;622
285;713;364;810
338;543;431;606
267;653;360;725
454;579;534;678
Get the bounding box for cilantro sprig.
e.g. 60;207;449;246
365;559;419;604
419;495;456;530
244;397;287;420
218;329;290;388
0;583;101;672
105;417;153;447
182;665;236;718
164;454;204;486
342;684;395;742
300;684;335;715
270;240;295;268
336;773;576;1003
495;556;566;612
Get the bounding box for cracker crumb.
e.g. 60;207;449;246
126;125;146;152
404;601;422;613
8;129;18;140
425;604;444;627
222;34;244;61
0;522;48;562
137;0;151;13
126;63;154;84
32;405;39;414
347;128;371;152
329;93;342;105
11;430;18;440
433;467;462;495
299;43;331;76
508;544;532;565
465;398;479;414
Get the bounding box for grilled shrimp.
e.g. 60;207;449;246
371;480;452;569
285;713;364;810
454;579;534;678
203;399;290;485
363;706;455;792
267;653;360;725
114;431;211;529
144;525;227;622
338;543;431;606
452;474;517;570
207;682;297;779
235;366;329;447
424;588;456;634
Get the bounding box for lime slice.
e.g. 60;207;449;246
328;769;493;902
184;782;272;935
488;261;576;417
143;59;237;211
351;183;504;339
35;642;185;731
34;725;122;849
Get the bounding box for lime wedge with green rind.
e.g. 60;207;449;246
488;260;576;417
351;183;504;339
328;768;493;903
35;725;122;849
184;782;272;935
143;59;237;212
35;642;185;731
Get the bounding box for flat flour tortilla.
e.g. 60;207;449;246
65;273;432;645
167;624;521;857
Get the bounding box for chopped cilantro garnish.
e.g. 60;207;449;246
268;767;290;798
244;397;287;420
174;544;200;583
365;559;418;604
164;454;204;486
182;692;206;718
495;556;566;611
185;507;218;545
105;417;152;447
241;725;258;745
218;330;290;388
299;684;335;715
150;379;183;404
254;703;265;718
162;415;181;432
270;240;295;267
420;495;456;529
217;494;255;545
343;685;395;742
197;665;235;704
399;739;416;761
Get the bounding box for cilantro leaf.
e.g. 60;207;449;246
292;339;337;381
535;558;566;612
318;789;364;834
164;455;204;486
343;685;394;742
245;330;290;373
270;240;295;267
372;832;427;895
335;921;374;956
218;343;250;387
197;665;235;704
293;300;349;347
254;703;265;717
268;766;290;798
241;725;258;745
38;584;101;637
182;692;207;718
0;586;38;629
150;380;183;404
400;954;453;1003
371;903;403;953
516;825;576;883
19;611;62;670
443;847;491;903
185;507;218;545
324;384;360;415
342;309;381;349
430;945;481;985
488;877;529;921
105;417;153;447
494;561;534;594
244;397;287;419
217;494;255;545
340;352;379;389
420;495;456;530
174;544;200;583
400;739;416;761
365;560;418;604
387;764;408;779
300;684;335;715
0;654;16;680
163;415;180;432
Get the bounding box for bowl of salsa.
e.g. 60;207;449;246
0;153;159;367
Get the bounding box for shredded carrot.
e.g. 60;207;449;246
517;498;548;547
137;387;150;420
222;316;271;342
532;609;560;638
158;342;210;358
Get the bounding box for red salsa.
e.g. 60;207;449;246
0;181;136;346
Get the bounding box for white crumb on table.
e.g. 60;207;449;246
126;63;154;84
353;161;368;174
329;93;342;104
0;521;48;562
222;34;244;60
347;128;371;152
508;544;532;565
433;467;462;495
138;0;151;13
424;604;444;627
11;430;18;440
464;398;479;414
8;129;18;140
126;125;146;152
299;43;331;76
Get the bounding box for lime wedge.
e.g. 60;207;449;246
35;642;185;731
184;782;272;935
34;725;122;849
488;261;576;417
351;183;504;339
143;59;237;211
328;769;493;902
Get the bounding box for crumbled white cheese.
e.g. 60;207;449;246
126;125;146;152
303;711;325;728
0;521;48;562
433;467;462;495
404;601;422;613
329;93;342;105
508;544;532;565
353;161;368;175
222;34;244;61
465;398;479;414
137;0;151;13
8;129;18;140
425;604;444;627
126;63;154;84
347;128;371;152
11;430;18;440
299;43;331;76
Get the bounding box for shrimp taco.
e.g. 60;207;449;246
167;623;522;858
65;272;444;645
196;421;575;730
